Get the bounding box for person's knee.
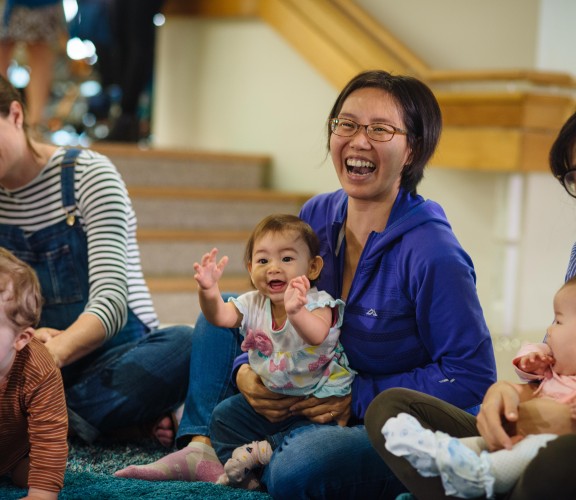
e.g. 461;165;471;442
366;388;414;430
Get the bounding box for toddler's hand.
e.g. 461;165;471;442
285;275;310;315
193;248;229;290
516;351;554;375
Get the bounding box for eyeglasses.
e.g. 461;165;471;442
330;118;408;142
561;169;576;198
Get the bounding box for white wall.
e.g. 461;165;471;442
357;0;540;70
154;18;340;194
152;2;576;379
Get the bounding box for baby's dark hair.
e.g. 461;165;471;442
244;214;320;269
0;248;42;331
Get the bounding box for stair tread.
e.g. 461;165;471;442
138;228;251;241
93;143;271;165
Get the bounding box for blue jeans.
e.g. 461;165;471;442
175;298;244;448
210;393;313;462
262;424;407;499
64;320;194;442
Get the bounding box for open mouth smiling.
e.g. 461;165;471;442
268;280;286;292
346;158;375;175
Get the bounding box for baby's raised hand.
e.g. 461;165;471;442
193;248;229;290
517;351;555;375
285;275;310;315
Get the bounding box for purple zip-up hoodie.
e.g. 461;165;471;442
298;188;496;419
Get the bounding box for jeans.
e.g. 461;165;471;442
261;423;407;499
64;321;194;442
210;393;313;462
176;297;244;448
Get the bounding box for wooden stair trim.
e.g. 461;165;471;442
138;228;251;241
331;0;429;76
92;143;271;165
163;0;259;17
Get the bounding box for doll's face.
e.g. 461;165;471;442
547;283;576;375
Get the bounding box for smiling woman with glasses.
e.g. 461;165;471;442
116;70;496;498
366;110;576;500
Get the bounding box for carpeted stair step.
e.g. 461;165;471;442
129;187;313;231
138;228;251;275
148;275;252;325
93;143;271;190
89;144;314;326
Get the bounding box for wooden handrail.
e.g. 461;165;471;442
163;0;575;90
161;0;576;172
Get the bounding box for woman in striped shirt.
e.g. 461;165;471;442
0;74;193;444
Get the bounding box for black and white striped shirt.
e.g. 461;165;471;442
0;147;159;339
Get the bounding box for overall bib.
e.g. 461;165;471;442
0;148;192;442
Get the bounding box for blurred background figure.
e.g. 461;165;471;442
0;0;67;137
69;0;165;143
105;0;165;142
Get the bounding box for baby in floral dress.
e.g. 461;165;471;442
194;214;354;488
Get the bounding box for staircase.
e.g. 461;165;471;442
92;143;314;325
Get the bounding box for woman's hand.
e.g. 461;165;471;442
32;315;106;368
476;381;525;451
476;381;534;451
289;393;352;426
33;328;65;367
236;364;303;423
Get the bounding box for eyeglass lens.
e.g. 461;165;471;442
564;170;576;197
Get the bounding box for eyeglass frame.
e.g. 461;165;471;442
330;117;408;143
560;168;576;198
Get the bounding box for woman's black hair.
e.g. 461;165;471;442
550;111;576;182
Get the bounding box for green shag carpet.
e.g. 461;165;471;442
0;438;272;499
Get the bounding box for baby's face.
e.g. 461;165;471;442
547;284;576;375
0;309;19;381
248;230;314;305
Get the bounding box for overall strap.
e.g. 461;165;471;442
61;148;82;226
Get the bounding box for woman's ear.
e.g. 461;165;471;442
9;100;25;129
307;256;324;281
13;328;33;352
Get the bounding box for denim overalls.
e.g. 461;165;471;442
0;148;193;442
